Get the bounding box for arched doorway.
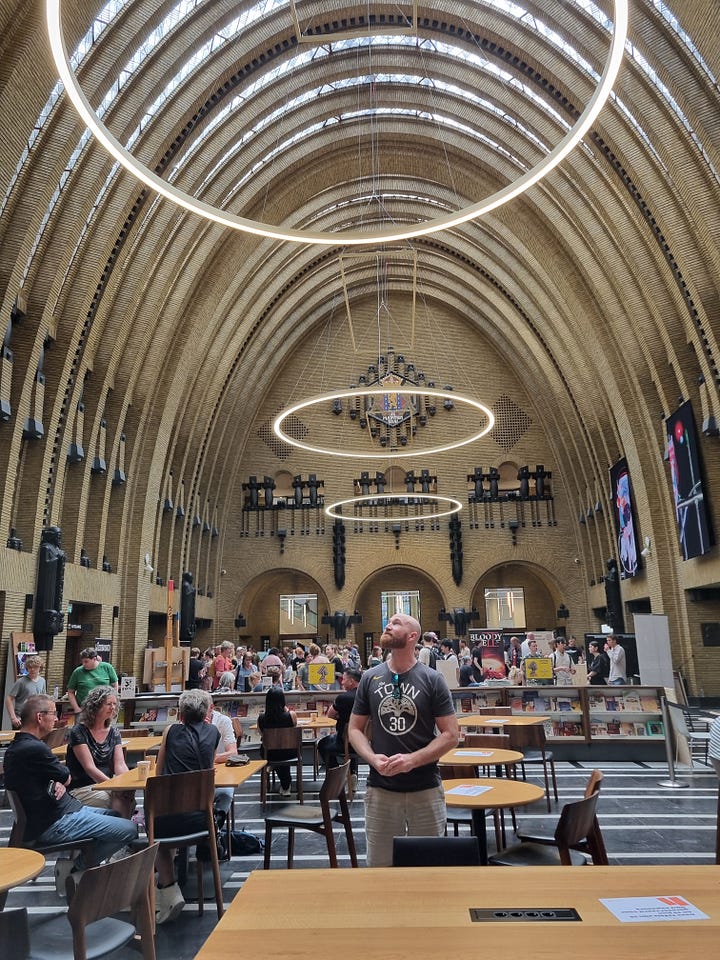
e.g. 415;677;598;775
354;566;445;662
472;563;562;633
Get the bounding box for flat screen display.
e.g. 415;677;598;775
609;458;640;578
666;401;713;560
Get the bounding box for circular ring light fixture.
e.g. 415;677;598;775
325;493;463;521
46;1;628;246
273;387;494;459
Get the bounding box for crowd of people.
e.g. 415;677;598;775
4;625;631;924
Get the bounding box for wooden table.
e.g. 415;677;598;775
443;777;545;864
91;758;266;792
457;714;549;728
53;735;163;759
440;747;523;767
193;866;720;960
0;729;17;744
0;848;45;908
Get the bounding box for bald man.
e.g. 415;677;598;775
349;613;459;867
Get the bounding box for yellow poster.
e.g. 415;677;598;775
523;656;553;681
308;662;335;687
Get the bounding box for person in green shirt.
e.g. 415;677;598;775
66;647;118;714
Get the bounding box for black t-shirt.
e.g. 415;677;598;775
187;657;206;689
4;732;82;841
331;689;356;739
588;651;610;685
162;721;219;774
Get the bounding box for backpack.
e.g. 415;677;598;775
231;830;264;856
427;648;438;670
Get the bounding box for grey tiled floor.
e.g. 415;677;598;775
2;758;718;959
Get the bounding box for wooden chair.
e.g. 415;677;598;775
118;728;151;738
488;791;601;866
392;835;481;867
507;723;558;811
514;769;608;864
259;726;304;805
478;706;512;716
0;908;30;960
440;764;505;851
42;727;68;749
330;727;361;800
143;769;224;920
26;843;159;960
7;790;96;861
263;761;357;869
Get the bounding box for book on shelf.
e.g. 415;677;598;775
590;721;608;736
604;696;622;712
606;719;622;736
588;694;605;711
559;720;582;736
640;695;660;712
557;698;573;712
509;695;524;712
460;699;474;713
623;693;642;711
166;706;178;723
619;722;635;736
155;707;168;722
138;708;158;723
570;697;582;712
646;720;665;736
633;722;647;736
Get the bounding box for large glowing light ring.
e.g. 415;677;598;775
46;1;628;246
273;387;494;458
325;493;463;521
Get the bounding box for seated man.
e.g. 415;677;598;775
318;667;362;781
3;694;137;894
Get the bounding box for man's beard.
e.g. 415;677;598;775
380;632;404;649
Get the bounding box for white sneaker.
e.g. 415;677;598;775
155;883;185;924
279;786;292;797
54;857;75;897
107;844;133;863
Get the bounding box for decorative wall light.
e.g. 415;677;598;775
326;493;462;522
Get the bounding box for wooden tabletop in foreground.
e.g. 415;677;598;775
0;847;46;894
91;758;266;791
194;866;720;960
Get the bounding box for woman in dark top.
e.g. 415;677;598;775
587;640;610;685
153;688;219;924
186;647;206;689
67;685;134;818
257;687;297;796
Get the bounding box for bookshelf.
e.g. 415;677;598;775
450;684;666;757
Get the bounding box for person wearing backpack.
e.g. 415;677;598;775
418;631;439;669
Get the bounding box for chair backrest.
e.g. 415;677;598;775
553;792;600;865
42;727;68;749
507;722;547;752
463;733;511;750
231;717;243;743
319;761;351;803
584;769;603;799
261;725;303;754
144;767;216;823
439;764;476;780
7;790;28;847
119;728;151;738
480;706;512;716
67;843;159;960
392;836;481;867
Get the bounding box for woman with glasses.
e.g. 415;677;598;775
66;685;135;819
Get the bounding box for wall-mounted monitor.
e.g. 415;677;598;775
666;401;713;560
609;458;640;578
